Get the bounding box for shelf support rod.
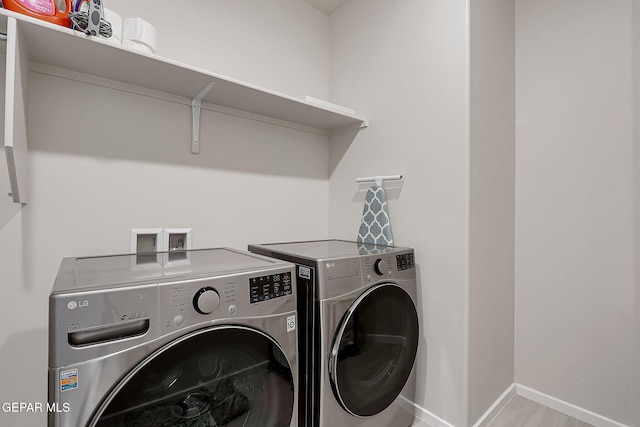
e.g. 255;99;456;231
191;83;215;154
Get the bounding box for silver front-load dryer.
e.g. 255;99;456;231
249;240;419;427
48;248;298;427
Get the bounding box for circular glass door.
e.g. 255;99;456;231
91;326;294;427
329;284;419;417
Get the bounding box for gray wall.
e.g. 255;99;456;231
633;1;640;426
468;0;515;424
1;1;637;426
515;0;635;424
328;1;470;425
0;1;331;426
107;0;331;100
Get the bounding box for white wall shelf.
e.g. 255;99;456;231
0;9;366;204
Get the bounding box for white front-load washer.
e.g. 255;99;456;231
48;248;299;427
249;240;419;427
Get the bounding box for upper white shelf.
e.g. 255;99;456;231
0;8;366;133
1;8;366;204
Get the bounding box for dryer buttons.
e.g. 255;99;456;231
193;287;221;314
374;258;387;276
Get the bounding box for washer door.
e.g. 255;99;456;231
90;326;294;427
329;284;419;417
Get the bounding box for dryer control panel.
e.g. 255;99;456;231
396;252;415;271
362;250;415;283
363;254;394;280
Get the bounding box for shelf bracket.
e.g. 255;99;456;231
191;83;215;154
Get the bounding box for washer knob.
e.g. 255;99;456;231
193;287;220;314
374;258;387;276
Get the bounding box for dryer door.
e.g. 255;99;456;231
90;326;294;427
329;283;419;417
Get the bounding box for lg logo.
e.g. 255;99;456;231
67;300;89;310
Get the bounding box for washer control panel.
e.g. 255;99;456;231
249;272;292;304
159;267;296;334
165;280;236;326
193;287;220;314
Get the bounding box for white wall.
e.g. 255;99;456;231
515;1;634;425
468;0;515;424
0;2;331;426
328;1;470;425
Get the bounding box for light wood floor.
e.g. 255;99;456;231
412;417;432;427
411;395;595;427
487;395;594;427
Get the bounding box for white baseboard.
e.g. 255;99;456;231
400;383;627;427
515;384;628;427
472;384;517;427
398;395;455;427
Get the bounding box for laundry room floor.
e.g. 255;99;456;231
412;418;432;427
486;395;595;427
410;395;596;427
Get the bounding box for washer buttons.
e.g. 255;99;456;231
229;305;237;315
173;315;184;326
366;274;372;281
193;287;220;314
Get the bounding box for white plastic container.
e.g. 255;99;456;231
123;17;156;54
103;7;123;45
